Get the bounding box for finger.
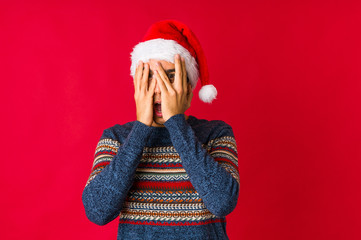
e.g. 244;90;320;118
181;57;187;92
142;63;149;91
134;60;142;79
134;61;143;91
155;62;173;91
155;71;168;94
148;72;157;94
175;54;182;90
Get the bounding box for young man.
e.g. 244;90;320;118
82;20;240;240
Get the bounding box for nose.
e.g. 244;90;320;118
154;79;161;94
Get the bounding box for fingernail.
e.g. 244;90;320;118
176;54;180;59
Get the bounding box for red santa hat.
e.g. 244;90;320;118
130;19;217;103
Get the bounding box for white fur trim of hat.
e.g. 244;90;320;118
130;39;199;90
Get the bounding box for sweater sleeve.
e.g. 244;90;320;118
164;114;240;217
82;121;153;226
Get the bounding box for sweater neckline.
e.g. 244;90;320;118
149;115;196;131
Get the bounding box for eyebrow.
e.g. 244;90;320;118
146;68;175;75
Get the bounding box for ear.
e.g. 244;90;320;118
187;82;192;94
186;82;193;110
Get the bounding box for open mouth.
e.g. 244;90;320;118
154;102;162;117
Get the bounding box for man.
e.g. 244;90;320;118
82;19;240;240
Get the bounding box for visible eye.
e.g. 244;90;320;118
168;74;175;83
147;74;154;85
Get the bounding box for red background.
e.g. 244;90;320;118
1;0;361;239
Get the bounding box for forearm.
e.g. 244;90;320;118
164;114;239;217
82;121;153;225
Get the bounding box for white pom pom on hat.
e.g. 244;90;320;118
130;19;217;103
199;84;217;103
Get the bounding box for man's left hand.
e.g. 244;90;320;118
155;54;193;122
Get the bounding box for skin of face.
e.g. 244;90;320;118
145;59;191;127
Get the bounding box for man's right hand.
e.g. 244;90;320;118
134;61;156;127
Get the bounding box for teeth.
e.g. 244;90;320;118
155;103;162;113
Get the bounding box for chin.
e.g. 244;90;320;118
153;116;165;126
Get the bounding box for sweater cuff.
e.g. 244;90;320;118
125;120;153;153
164;114;188;131
164;115;189;148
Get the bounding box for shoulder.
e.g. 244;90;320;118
100;121;137;143
188;115;235;141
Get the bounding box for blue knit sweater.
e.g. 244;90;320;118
82;114;239;240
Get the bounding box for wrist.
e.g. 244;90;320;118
164;111;184;122
137;119;152;127
136;114;153;126
164;113;186;126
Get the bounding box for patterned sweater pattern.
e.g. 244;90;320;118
82;114;239;240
